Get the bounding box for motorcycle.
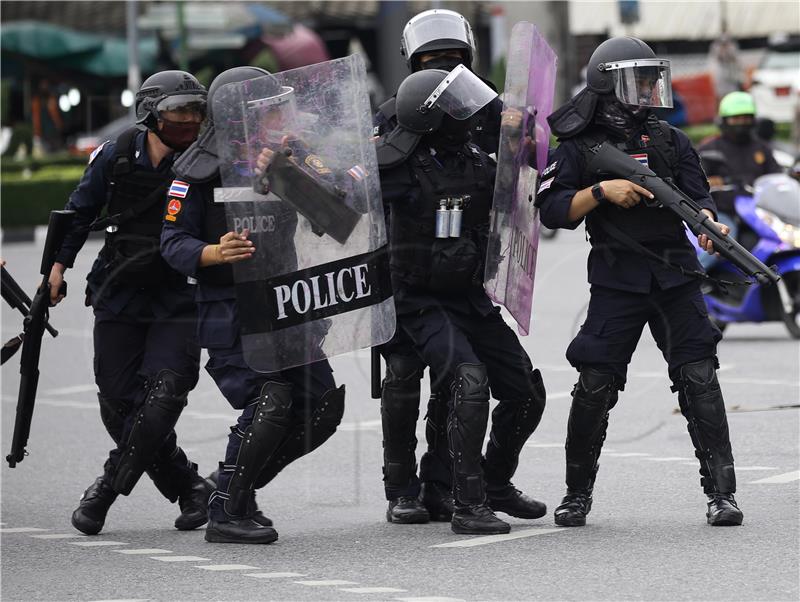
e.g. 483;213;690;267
695;173;800;338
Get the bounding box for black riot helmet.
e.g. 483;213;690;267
135;70;207;130
586;36;673;108
377;66;497;167
401;9;476;71
207;66;279;122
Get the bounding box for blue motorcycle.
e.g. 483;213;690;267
696;173;800;338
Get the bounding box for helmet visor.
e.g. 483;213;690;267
606;59;673;108
402;10;474;59
246;86;298;147
156;93;207;118
422;64;497;120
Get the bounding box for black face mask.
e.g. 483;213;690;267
594;96;650;140
434;114;472;147
157;119;202;152
721;122;754;145
419;55;465;72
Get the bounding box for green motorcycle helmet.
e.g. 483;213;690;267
718;91;756;118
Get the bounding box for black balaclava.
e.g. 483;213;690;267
594;95;650;141
426;114;472;151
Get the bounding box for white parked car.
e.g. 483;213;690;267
749;48;800;123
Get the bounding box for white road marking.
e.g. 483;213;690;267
195;564;260;571
340;587;408;594
0;527;48;533
150;556;210;562
430;528;564;548
181;410;238;421
245;572;307;579
735;466;780;471
30;533;87;539
748;470;800;484
70;541;128;547
338;419;382;431
525;442;563;448
644;457;693;462
604;452;651;457
43;383;97;395
721;377;800;387
396;597;466;602
114;549;173;555
295;580;359;586
87;599;150;602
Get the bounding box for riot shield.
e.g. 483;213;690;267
213;55;395;372
484;22;557;335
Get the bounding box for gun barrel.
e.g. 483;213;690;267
370;347;382;400
587;143;780;285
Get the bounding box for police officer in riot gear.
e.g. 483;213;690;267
538;37;743;527
161;66;348;544
375;8;504;526
377;67;547;535
48;70;211;535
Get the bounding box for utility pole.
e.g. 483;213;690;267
126;0;142;117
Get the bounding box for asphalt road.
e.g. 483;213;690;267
1;228;798;601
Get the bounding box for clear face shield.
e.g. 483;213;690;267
604;59;673;108
155;93;207;121
246;85;298;149
422;64;498;120
401;9;475;59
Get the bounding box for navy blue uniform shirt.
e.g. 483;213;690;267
537;124;716;294
57;130;192;315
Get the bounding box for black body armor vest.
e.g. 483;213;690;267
196;176;234;286
100;128;174;287
390;144;493;292
576;116;685;244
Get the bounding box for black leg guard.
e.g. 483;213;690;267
112;369;192;495
564;368;618;494
420;384;452;487
380;355;423;497
98;395;132;444
484;369;546;488
673;358;736;494
449;363;491;506
146;446;197;503
224;381;294;517
252;386;346;489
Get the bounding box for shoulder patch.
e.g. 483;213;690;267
165;198;182;222
88;141;109;165
304;154;332;175
537;177;554;194
541;160;558;177
168;180;190;198
347;165;368;181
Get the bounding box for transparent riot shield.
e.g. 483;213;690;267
484;23;557;335
213;55;395;372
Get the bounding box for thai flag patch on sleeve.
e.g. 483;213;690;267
630;153;649;168
347;165;368;181
168;180;190;198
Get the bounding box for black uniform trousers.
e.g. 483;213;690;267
93;302;200;501
566;281;723;384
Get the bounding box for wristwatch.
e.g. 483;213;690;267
591;183;606;204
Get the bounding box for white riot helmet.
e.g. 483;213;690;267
400;9;476;71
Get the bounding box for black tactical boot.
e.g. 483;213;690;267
174;476;213;531
72;476;118;535
205;518;279;544
206;469;273;527
420;481;455;522
554;491;593;527
706;493;743;526
386;496;430;524
487;485;547;519
451;503;510;535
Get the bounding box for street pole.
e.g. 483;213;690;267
176;1;189;72
376;1;409;99
126;0;141;118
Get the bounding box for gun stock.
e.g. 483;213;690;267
587;143;780;286
370;347;382;400
7;210;74;467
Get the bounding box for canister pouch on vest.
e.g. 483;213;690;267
428;236;481;293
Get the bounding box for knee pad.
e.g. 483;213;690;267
384;354;424;386
313;385;345;440
526;368;547;416
676;358;720;399
452;363;490;403
149;369;194;408
573;367;619;411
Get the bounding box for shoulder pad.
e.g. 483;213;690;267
377;96;397;120
172;126;219;184
88;141;110;165
548;88;599;140
376;127;422;169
